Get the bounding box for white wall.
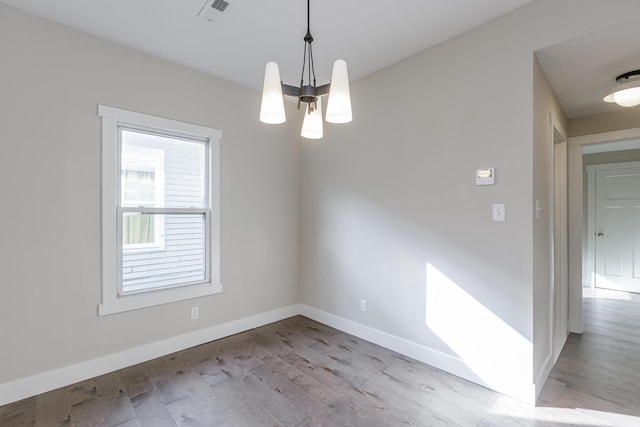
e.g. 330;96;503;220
299;0;640;403
0;5;300;385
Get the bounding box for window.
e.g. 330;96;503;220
99;105;221;315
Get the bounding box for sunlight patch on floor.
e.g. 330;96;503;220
583;285;632;300
490;396;640;426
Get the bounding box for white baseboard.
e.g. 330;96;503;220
299;304;536;405
299;305;467;374
0;304;301;406
1;303;539;406
533;351;554;402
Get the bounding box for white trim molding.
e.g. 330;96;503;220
299;305;536;405
0;305;301;406
534;352;554;402
98;104;222;315
1;304;538;407
549;112;569;368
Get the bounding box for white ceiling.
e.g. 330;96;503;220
536;15;640;119
1;0;534;92
5;0;639;120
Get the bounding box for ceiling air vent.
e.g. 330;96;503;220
199;0;232;22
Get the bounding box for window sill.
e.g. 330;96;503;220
98;281;222;316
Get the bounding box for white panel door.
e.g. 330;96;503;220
595;167;640;293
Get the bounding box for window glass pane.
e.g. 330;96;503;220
122;170;155;205
122;213;206;294
121;129;206;209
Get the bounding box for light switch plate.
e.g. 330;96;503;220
492;204;506;222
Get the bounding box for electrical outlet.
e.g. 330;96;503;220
360;299;367;312
190;306;199;320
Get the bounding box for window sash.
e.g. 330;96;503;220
117;209;211;296
116;124;211;297
116;127;210;295
120;207;209;214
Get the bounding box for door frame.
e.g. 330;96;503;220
550;112;568;362
567;126;640;334
586;161;640;290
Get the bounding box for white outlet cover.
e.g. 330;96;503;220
492;203;506;222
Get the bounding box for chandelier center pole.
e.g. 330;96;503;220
299;0;317;109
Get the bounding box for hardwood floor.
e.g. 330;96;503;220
2;290;640;426
537;288;640;426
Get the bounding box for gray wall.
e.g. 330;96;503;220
570;110;640;137
0;5;300;384
299;0;640;401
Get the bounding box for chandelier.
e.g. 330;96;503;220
259;0;352;139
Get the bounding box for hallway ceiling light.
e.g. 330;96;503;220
604;70;640;107
259;0;352;140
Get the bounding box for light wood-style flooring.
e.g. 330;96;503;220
2;289;640;426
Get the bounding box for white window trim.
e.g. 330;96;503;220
99;105;222;316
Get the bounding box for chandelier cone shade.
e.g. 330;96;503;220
260;62;286;124
301;96;323;139
325;60;352;124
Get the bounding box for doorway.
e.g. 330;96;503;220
567;127;640;334
586;162;640;294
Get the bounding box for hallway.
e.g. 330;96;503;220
537;288;640;426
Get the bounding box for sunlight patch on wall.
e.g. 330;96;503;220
425;263;532;396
